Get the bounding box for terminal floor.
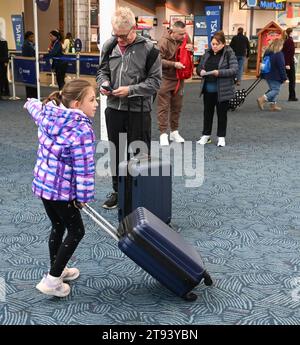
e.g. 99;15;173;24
0;80;300;325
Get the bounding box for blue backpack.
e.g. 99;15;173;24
261;55;271;74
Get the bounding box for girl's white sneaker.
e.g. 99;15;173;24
36;274;70;297
61;267;80;282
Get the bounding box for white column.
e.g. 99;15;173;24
77;0;80;39
99;0;116;141
88;0;91;52
33;0;41;100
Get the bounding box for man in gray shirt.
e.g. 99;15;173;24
97;7;162;209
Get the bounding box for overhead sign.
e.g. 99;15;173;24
36;0;51;11
240;0;286;10
247;0;257;6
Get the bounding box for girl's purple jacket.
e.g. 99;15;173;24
25;99;95;203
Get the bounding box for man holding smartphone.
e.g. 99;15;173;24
96;7;161;210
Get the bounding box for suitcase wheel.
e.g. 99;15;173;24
183;292;198;302
203;271;213;286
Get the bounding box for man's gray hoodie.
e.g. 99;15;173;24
96;35;162;113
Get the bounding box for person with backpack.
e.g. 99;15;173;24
157;21;193;146
257;38;287;112
197;31;238;147
96;7;161;210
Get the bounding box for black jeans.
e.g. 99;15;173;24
203;92;229;137
42;198;85;277
105;107;151;192
25;86;37;98
54;61;68;90
0;62;9;96
286;64;296;100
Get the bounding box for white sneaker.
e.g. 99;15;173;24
36;273;70;297
61;267;80;282
160;133;169;146
197;135;211;145
169;130;185;143
217;137;226;147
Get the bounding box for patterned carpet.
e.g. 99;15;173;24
0;80;300;325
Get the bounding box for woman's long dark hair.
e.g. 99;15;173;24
50;30;63;42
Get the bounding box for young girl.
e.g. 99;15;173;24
24;79;98;297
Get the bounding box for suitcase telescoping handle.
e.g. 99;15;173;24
82;204;120;241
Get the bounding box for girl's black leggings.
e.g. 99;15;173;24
42;198;85;277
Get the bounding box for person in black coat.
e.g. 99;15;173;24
230;27;250;85
197;31;238;147
282;28;298;101
22;31;37;98
0;36;10;98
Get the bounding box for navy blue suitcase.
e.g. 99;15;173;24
83;205;213;301
118;156;172;224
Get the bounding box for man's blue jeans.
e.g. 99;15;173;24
236;56;245;82
265;80;282;103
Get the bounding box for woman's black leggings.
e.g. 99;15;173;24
42;198;85;277
203;92;229;137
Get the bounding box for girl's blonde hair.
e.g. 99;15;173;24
43;79;94;108
268;38;284;53
111;7;136;30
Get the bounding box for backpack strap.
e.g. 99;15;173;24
98;37;118;77
100;38;159;88
145;45;160;74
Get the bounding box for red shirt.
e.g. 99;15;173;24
118;44;127;55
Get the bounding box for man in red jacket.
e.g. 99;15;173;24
282;28;298;101
157;21;193;146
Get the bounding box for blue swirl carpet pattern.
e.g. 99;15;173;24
0;81;300;325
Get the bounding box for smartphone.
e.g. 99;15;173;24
101;85;114;92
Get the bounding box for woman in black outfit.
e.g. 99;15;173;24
197;31;238;147
282;28;298;102
47;30;67;90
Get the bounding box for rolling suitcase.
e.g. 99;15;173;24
118;156;172;224
229;78;261;111
82;205;213;301
118;97;172;224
